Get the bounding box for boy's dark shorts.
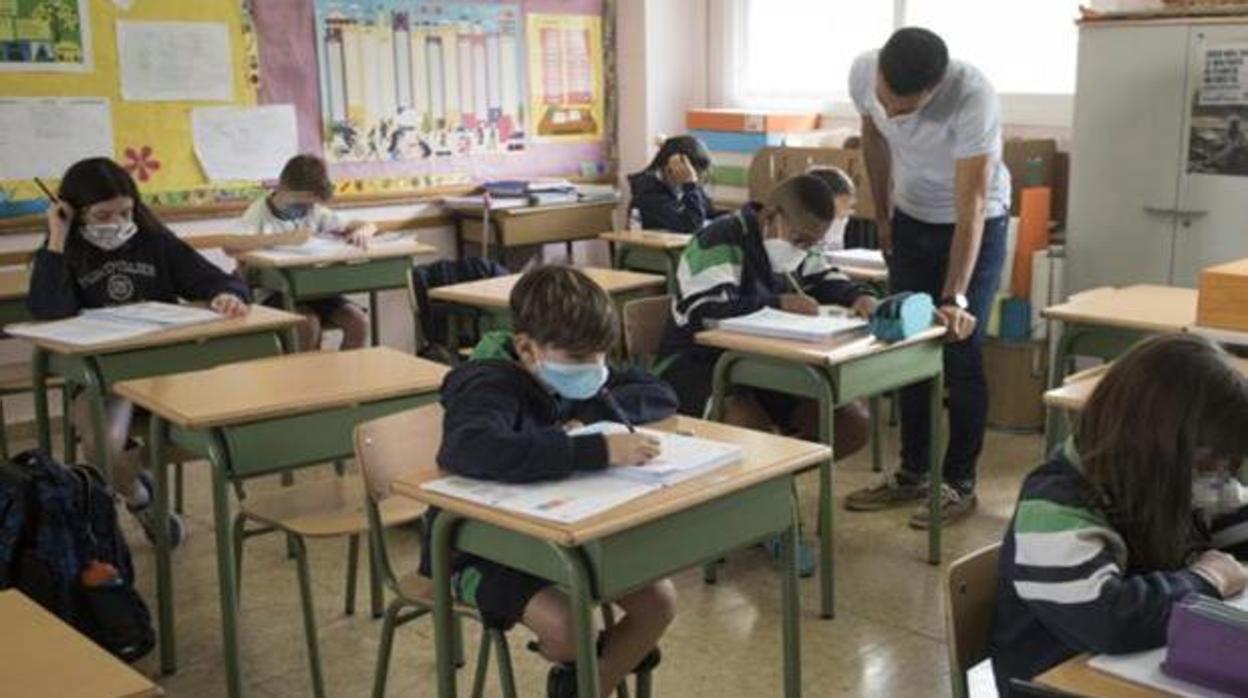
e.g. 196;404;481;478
453;558;552;630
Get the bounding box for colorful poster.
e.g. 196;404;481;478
314;0;526;163
526;13;603;141
1189;43;1248;176
0;0;91;72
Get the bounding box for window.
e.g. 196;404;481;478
714;0;1083;125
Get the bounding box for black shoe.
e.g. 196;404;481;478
546;664;577;698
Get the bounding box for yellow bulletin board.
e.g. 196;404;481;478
0;0;261;207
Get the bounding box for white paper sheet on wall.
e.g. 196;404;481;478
191;105;298;182
117;21;234;102
0;97;113;180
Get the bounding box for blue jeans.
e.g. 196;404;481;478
889;209;1007;494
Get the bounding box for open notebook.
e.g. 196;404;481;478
1087;589;1248;697
250;233;409;262
420;422;743;523
716;306;867;343
8;302;221;346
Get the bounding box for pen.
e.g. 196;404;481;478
33;177;56;201
786;271;813;301
598;387;636;433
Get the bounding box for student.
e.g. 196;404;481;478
28;157;251;545
240;154;374;351
423;265;679;698
991;334;1248;694
627;135;719;232
807;166;856;251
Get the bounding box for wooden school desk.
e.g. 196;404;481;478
429;266;666;353
696;325;948;618
0;229;278;268
0;590;163;698
394;416;830;698
11;305;302;487
234;237;436;351
113;347;448;698
451;199;618;267
1043;284;1198;386
1036;654;1168;698
599;229;691;292
0;266;31;326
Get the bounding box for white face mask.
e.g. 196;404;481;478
81;221;138;251
763;237;808;273
823;218;849;250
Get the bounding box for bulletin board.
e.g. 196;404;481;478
0;0;610;216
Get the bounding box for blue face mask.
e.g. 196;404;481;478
537;360;609;400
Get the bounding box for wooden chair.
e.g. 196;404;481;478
945;543;1002;698
230;464;426;698
621;295;672;370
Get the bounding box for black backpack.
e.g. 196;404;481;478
0;449;154;662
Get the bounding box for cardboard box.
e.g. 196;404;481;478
1197;257;1248;332
984;339;1047;432
686;108;819;134
747;146;876;221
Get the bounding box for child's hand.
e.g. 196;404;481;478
347;223;376;249
46;202;73;253
606;432;661;466
1190;549;1248;598
780;294;820;316
564;420;585;432
851;295;878;318
665;154;697;185
210;294;249;318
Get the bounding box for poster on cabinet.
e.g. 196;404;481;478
1189;43;1248;176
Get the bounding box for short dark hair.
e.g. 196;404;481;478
807;166;855;197
880;27;948;97
510;265;618;354
278;154;334;200
767;174;837;240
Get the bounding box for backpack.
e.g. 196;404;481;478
0;449;154;662
412;257;510;362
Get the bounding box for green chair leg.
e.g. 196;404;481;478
368;537;384;619
345;534;360;616
702;559;719;585
291;534;327;698
232;514;247;598
492;629;518;698
371;601;403;698
453;614;467;668
636;670;654;698
173;462;185;515
469;627;493;698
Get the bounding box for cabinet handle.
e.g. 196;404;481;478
1142;206;1208;218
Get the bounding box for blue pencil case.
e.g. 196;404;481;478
869;292;935;343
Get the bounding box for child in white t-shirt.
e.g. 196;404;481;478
240;154;374;350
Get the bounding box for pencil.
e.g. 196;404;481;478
786;271;812;300
32;177;56;201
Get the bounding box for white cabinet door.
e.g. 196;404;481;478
1173;24;1248;286
1067;24;1189;292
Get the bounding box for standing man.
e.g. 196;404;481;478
844;28;1011;528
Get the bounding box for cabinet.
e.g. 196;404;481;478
1067;20;1248;292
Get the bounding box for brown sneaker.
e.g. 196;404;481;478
844;474;927;511
908;485;977;529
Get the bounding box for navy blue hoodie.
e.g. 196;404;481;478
627;170;719;233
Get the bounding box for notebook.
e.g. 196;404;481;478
421;422;743;522
1087;589;1248;697
826;248;887;272
9;302;222;347
716;307;868;342
86;302;221;327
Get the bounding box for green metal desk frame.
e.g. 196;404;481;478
249;256;421;352
146;391;440;698
705;339;946;619
1045;321;1151;455
429;479;805;698
0;296;31;328
608;242;682;294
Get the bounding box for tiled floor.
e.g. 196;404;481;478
57;424;1043;697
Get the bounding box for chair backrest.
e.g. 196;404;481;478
622;294;672;364
945;543;1002;698
354;403;445;505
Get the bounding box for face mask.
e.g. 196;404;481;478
823;218;849;250
1192;472;1232;510
278;203;313;220
537;360;609;400
81;221;138;251
764;237;808;273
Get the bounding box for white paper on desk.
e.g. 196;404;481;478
569;422;742;486
7;316;158;346
825;248;887;272
0;98;113;179
192;105;298;181
717;307;867;343
117;21;233;102
422;473;659;523
86;302;221;328
1087;592;1248;697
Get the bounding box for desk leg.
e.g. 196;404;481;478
279;283;303;353
32;348;50;453
869;396;883;473
552;546;602;698
431;512;461;698
149;415;176;675
927;373;945;566
81;367;112;482
368;291;381;347
780;493;802;698
815;376;836;620
208;434;246;698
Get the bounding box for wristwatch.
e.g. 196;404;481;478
940;294;969;310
